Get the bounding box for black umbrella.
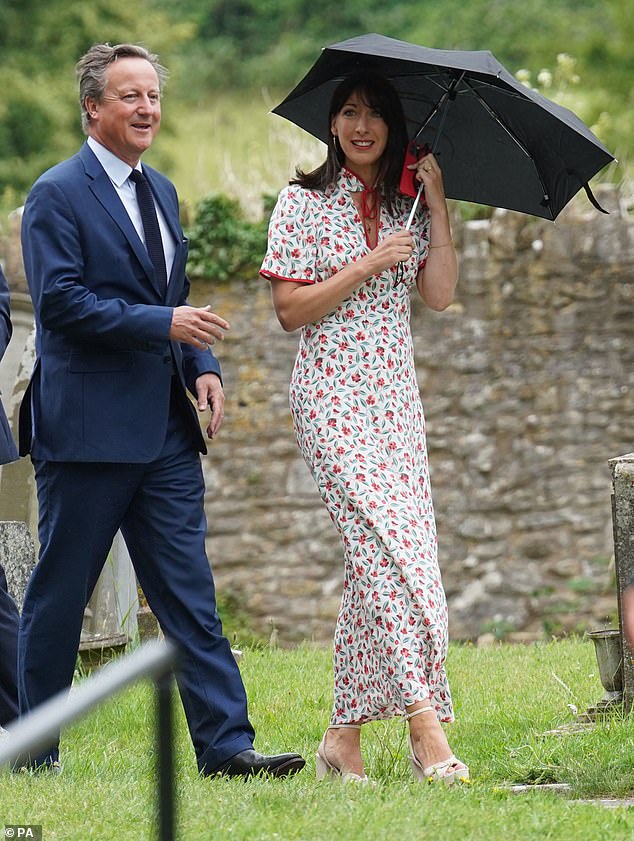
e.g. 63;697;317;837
272;33;615;220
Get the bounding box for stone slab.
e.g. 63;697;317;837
609;453;634;713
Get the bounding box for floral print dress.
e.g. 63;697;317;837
261;167;454;724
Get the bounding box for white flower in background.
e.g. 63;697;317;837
516;68;531;88
537;69;552;89
556;53;580;84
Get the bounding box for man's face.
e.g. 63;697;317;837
86;57;161;166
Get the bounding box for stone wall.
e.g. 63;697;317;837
2;185;632;644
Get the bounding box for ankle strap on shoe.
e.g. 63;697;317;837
404;706;435;721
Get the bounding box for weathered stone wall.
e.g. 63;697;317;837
2;185;632;644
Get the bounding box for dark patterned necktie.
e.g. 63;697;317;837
129;169;167;295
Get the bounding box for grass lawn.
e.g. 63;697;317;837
2;639;634;840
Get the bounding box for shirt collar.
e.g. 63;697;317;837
87;137;141;186
338;166;374;194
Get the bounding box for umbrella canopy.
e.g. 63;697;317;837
272;33;615;220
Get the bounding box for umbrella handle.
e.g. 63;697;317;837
405;182;424;231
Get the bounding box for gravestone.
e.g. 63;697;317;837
610;452;634;713
80;533;139;657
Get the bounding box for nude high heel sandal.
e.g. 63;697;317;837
315;724;370;783
404;706;469;785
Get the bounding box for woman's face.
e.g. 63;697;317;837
331;90;389;183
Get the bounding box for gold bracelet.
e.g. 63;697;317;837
429;240;453;249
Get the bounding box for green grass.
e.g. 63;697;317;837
2;639;634;839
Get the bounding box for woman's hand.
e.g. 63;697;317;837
408;152;447;212
363;230;414;275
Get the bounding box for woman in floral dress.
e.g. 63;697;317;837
260;73;467;784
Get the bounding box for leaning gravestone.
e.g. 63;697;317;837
610;452;634;713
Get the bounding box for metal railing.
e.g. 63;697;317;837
0;640;179;841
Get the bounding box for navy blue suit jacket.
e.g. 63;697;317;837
19;142;219;462
0;265;18;465
0;265;19;728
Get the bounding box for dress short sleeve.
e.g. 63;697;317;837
260;186;316;284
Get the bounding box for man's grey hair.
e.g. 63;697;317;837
76;43;168;134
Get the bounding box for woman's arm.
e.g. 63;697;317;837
269;230;414;332
411;154;458;311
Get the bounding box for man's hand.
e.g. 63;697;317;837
195;372;225;439
170;305;229;349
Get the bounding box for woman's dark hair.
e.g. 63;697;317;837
291;72;408;210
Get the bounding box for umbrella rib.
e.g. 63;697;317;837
406;73;465;229
411;99;444;142
411;71;465;145
464;78;551;211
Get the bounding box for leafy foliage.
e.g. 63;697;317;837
0;0;183;195
150;0;634;173
186;193;268;282
1;0;630;203
156;0;615;92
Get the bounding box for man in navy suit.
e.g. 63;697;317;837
18;43;304;777
0;264;20;737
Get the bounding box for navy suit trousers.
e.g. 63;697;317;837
18;390;254;770
0;563;19;728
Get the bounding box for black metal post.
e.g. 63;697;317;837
157;671;175;841
0;640;179;841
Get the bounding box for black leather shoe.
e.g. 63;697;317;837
15;759;62;775
212;749;306;779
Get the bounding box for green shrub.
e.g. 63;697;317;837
186;193;268;282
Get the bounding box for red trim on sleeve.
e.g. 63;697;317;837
259;270;315;285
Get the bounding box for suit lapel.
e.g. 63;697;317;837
80;145;163;295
